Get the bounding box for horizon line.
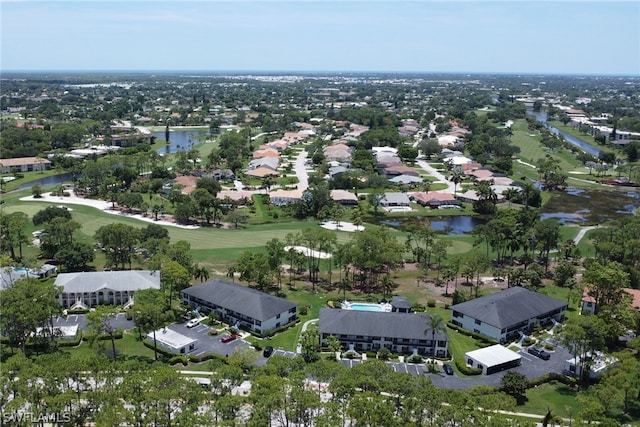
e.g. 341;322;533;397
2;69;639;78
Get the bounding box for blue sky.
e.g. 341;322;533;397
1;1;639;75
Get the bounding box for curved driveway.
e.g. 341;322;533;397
416;160;455;194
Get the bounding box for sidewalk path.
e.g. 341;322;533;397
296;318;319;354
573;225;597;245
20;192;199;229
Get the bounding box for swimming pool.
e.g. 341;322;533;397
341;301;392;312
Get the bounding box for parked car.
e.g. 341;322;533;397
442;363;454;375
263;346;274;357
221;333;238;343
527;347;551;360
186;318;203;328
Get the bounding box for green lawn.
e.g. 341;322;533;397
517;382;580;420
510;119;581;173
58;331;157;363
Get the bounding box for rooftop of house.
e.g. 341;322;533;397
451;287;567;329
55;270;161;294
319;308;448;341
182;279;297;322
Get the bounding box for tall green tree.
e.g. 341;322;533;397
160;260;191;308
0;211;29;260
0;278;59;352
583;260;630;315
86;305;120;360
134;288;173;361
95;223;140;270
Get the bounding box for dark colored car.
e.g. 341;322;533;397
263;346;274;357
528;347;550;360
221;333;238;343
442;363;454;375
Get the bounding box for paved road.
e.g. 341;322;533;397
416;159;456;194
294;149;309;191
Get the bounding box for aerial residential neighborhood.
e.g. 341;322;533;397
1;2;640;423
2;70;639;425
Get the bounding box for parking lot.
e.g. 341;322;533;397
51;313;134;332
169;321;250;358
334;343;574;390
51;314;573;389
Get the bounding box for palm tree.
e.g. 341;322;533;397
424;314;446;358
194;265;210;282
520;181;536;208
451;167;464;196
503;187;519;208
338;278;351;301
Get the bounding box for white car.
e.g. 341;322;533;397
186;318;202;328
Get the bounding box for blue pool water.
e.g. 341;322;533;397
349;303;384;312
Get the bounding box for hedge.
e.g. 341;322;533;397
66;308;90;315
528;372;576;388
446;322;498;346
169;355;188;366
143;339;174;358
454;357;482;376
57;330;83;347
189;352;227;364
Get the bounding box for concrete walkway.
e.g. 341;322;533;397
573;225;598;245
296;318;318;354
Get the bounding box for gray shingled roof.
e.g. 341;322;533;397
55;270;160;293
182;279;297;322
391;296;413;309
450;287;567;329
319;308;448;341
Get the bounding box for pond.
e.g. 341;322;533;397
541;187;640;224
154;130;210;154
17;172;77;190
527;110;601;156
374;215;486;234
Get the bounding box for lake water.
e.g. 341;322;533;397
153;130;210;154
17;172;77;190
527;110;601;156
377;215;485;234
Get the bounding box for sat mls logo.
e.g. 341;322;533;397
4;412;72;423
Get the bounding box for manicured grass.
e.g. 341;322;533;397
58;331;157;363
517;382;580;420
510;119;580;172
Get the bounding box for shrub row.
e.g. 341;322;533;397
446;322;498;346
189;352;227;364
66;308;89;315
528;372;577;388
454;357;482;376
57;330;83;347
169;355;188;366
